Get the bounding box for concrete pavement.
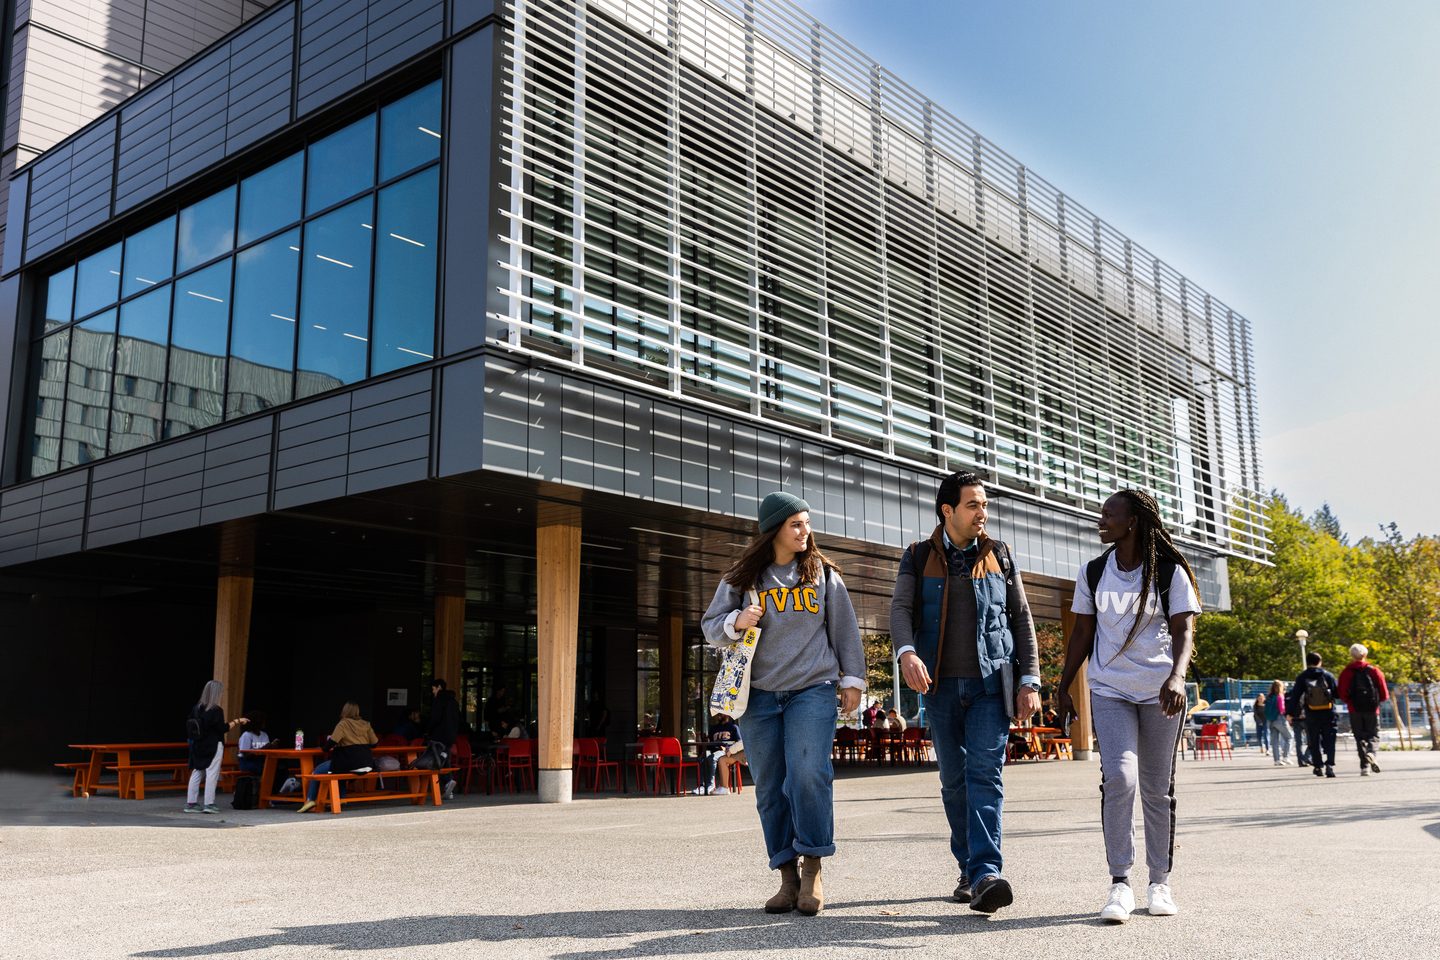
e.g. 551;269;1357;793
3;746;1437;959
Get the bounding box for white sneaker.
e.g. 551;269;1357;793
711;785;730;795
1099;882;1135;923
1147;883;1178;916
442;781;456;801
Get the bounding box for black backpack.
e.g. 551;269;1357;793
231;776;258;810
1349;666;1380;711
185;706;204;741
1085;547;1176;620
1304;676;1334;709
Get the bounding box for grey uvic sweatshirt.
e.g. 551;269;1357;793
701;560;866;693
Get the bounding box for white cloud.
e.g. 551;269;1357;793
1263;384;1440;539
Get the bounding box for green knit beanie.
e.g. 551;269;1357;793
758;491;811;534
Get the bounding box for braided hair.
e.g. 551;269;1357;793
1109;488;1201;662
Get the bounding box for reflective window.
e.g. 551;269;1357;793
44;267;75;331
122;216;177;298
111;286;172;454
166;261;231;438
61;310;117;467
307;114;376;215
177;187;237;273
74;243;122;319
229;230;300;418
380;81;442;181
297;197;373;397
372;167;438;374
239;152;303;246
29;330;70;477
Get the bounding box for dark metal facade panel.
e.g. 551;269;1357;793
650;401;683;506
349;415;430;456
729;424;757;522
435;356;486;478
560;379;594;490
114;79;175;212
680;410;707;511
525;366;561;481
296;0;368;117
365;0;444;80
2;171;28;274
63;119;118;242
477;357;526;476
22;142;73;259
348;435;429;474
590;383;625;495
346;458;425;495
705;418;734;517
621;392;652;501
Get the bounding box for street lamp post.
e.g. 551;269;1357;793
1295;629;1309;671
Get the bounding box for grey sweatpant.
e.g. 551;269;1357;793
1091;694;1184;885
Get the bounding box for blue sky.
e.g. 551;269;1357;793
806;0;1440;539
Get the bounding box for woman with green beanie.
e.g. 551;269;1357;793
701;491;866;916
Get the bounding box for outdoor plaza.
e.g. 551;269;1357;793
4;745;1435;959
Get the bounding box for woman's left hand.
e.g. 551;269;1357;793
838;687;862;716
1159;674;1187;717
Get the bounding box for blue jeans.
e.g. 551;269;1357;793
1255;717;1269;750
924;676;1009;883
736;683;839;869
306;760;332;802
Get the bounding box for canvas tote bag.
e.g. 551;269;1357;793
709;590;761;720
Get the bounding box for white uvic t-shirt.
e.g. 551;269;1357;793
1071;552;1201;704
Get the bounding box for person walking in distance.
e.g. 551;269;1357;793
1294;653;1340;778
1265;680;1293;765
889;471;1041;915
1337;644;1389;776
1252;692;1269;753
701;492;865;916
1057;489;1202;923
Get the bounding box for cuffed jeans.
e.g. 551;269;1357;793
1269;717;1292;762
925;676;1008;883
736;683;838;869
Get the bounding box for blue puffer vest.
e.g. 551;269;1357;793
909;528;1015;692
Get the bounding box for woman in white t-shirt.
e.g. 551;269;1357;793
236;710;271;775
1057;488;1201;926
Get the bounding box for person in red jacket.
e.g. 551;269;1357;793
1337;643;1390;776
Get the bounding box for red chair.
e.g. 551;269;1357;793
575;737;620;792
628;736;664;794
833;728;861;765
451;736;481;794
901;727;931;765
499;738;536;790
653;737;698;795
1196;723;1232;759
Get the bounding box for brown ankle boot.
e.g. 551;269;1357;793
764;861;801;913
797;856;824;915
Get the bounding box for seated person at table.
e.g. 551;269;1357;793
297;702;378;813
236;710;271;775
693;713;745;795
393;708;423;741
1007;720;1035;761
886;709;908;733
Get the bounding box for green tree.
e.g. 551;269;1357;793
1362;525;1440;749
862;633;896;704
1195;494;1384;682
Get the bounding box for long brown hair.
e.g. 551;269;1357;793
723;517;839;590
1107;488;1201;663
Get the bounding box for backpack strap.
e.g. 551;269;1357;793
1156;557;1176;621
1085;546;1114;603
908;539;931;619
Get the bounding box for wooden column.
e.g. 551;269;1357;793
536;500;581;802
1061;605;1094;760
658;611;683;738
214;519;256;730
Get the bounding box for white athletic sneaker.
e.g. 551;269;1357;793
1099;882;1135;923
1147;883;1178;916
711;785;730;796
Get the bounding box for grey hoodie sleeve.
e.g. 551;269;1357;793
1008;566;1040;683
889;545;918;659
701;579;746;649
825;568;867;690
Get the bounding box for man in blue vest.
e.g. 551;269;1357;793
890;471;1041;914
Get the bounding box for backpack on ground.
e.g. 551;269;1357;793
231;776;258;810
1349;666;1380;712
1304;676;1334;710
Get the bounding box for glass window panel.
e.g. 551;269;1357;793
111;285;172;454
28;329;70;477
372;167;438;374
43;267;75;331
122;216;177;297
177;187;237;274
380;81;441;181
297;196;373;397
74;242;122;319
238;152;303;246
61;310;117;467
166;261;231;438
306;114;377;215
228;229;299;418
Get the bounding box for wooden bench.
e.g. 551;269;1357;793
107;762;190;800
300;767;459;814
55;762;90;797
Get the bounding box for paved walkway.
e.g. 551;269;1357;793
4;747;1437;959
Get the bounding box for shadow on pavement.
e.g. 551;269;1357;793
132;905;1093;958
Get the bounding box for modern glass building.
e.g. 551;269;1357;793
0;0;1265;795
